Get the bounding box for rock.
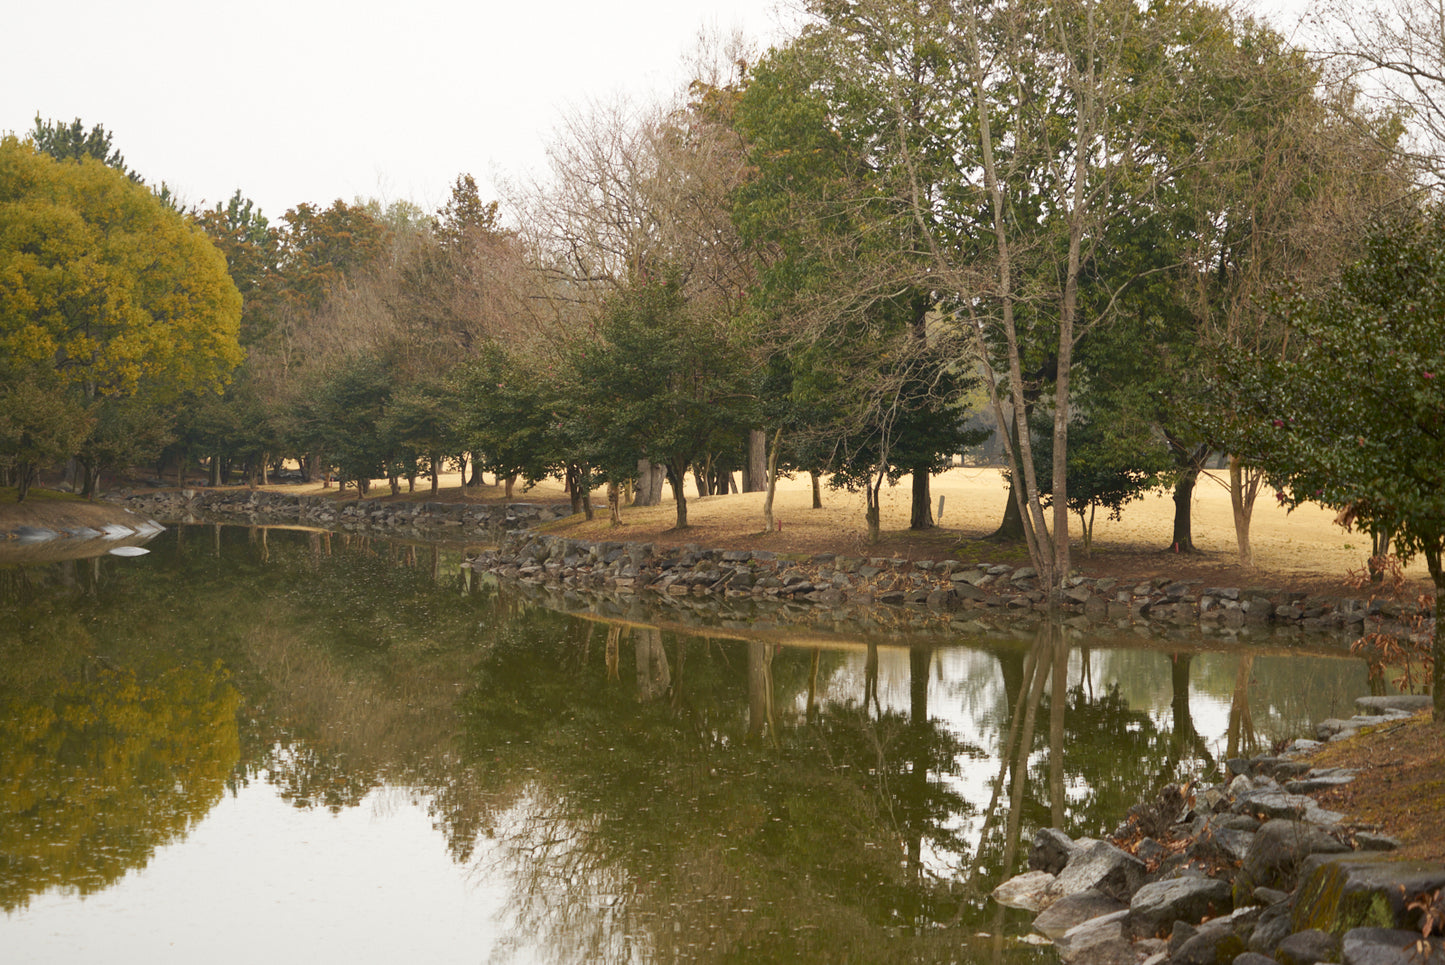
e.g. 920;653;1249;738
1235;790;1319;821
1276;928;1342;965
1294;855;1445;936
1034;890;1128;940
1196;826;1256;865
1354;695;1432;715
1342;927;1445;965
1054;909;1131;964
1030;827;1080;875
1242;820;1350;892
1050;840;1149;904
1353;833;1401;852
1129;876;1233;939
1168;907;1259;965
1248;900;1296;956
992;871;1059;912
1285;768;1358;794
1235;954;1279;965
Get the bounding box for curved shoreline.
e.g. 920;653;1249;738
90;487;1431;646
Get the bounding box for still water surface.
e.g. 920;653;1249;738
0;526;1367;964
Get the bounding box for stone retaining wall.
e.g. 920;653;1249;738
116;488;572;539
466;530;1429;644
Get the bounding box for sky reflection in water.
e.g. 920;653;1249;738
0;525;1368;964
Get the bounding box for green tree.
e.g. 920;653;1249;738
0;137;243;400
1211;209;1445;719
565;278;755;529
0;374;92;500
29;115;135;178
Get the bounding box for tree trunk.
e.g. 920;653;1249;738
1427;548;1443;722
669;458;690;529
866;470;883;544
608;481;622;526
809;470;822;509
1228;456;1260;567
763;428;784;532
1171;468;1200;553
568;465;585;516
430;451;441;495
633;459;665;506
910;464;934;530
504;474;515;499
745;429;767;492
695;461;711;498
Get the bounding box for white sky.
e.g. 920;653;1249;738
4;0;795;222
5;1;1326;226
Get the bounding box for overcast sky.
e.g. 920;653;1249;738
7;0;1317;225
5;0;795;221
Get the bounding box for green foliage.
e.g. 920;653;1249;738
76;393;176;496
29;114;135;179
0;374;91;499
564;277;756;520
1212;210;1445;575
300;354;394;491
0;137;243;400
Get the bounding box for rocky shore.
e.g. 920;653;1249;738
114;487;573;539
463;528;1431;644
991;695;1443;965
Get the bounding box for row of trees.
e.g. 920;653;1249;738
4;0;1444;708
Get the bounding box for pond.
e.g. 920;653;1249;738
0;525;1368;964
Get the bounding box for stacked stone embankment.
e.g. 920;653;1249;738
463;530;1430;643
992;694;1443;965
116;488;571;539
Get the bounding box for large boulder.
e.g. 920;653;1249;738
1030;827;1082;874
1054;909;1133;964
1167;907;1260;965
1034;889;1127;941
991;871;1058;912
1049;840;1148;904
1128;876;1233;939
1276;928;1342;965
1294;855;1445;935
1342;927;1445;965
1241;819;1350;891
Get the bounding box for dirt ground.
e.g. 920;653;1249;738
437;466;1431;600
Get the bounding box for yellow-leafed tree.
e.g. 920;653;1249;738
0;135;243;401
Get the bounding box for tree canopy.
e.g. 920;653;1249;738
0;136;243;399
1210;209;1445;717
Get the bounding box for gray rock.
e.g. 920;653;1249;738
1248;900;1296;955
1353;833;1401;852
1129;876;1233;939
1034;890;1128;941
1342;927;1445;965
1294;855;1445;936
1196;826;1256;864
1030;827;1080;875
1054;909;1130;963
1169;907;1260;965
1050;840;1149;904
1354;695;1432;715
1235;954;1280;965
1235;790;1319;821
1286;769;1359;794
1242;820;1349;892
991;870;1058;912
1276;928;1341;965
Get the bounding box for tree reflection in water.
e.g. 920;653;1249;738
0;526;1370;964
